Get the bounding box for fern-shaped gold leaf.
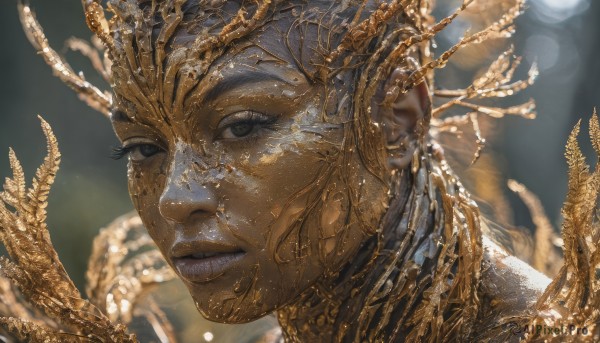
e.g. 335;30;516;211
0;117;138;342
590;109;600;159
529;111;600;341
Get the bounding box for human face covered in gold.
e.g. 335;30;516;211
110;13;390;322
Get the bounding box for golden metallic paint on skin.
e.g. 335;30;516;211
114;46;381;324
104;0;552;341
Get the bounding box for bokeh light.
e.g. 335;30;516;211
524;34;560;71
531;0;590;23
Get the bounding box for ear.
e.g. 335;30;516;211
372;67;431;170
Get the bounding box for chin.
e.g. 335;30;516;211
194;298;275;324
188;286;279;324
201;311;270;324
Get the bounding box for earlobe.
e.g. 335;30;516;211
375;67;431;170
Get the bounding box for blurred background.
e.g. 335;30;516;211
0;0;597;290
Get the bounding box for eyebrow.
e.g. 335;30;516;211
110;69;301;124
202;69;296;103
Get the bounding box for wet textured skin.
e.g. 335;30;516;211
109;3;552;341
474;237;551;343
111;21;388;325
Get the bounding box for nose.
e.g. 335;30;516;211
158;148;218;223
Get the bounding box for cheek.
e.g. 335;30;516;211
127;159;169;248
319;181;355;260
260;158;376;281
310;169;374;273
221;142;329;256
220;129;367;274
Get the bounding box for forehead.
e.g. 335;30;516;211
113;0;347;117
111;20;316;126
115;55;306;125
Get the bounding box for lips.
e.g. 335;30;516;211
170;241;246;283
191;252;221;259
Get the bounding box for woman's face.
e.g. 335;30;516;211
110;22;389;322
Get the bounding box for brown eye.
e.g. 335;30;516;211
229;122;254;137
138;144;160;157
128;143;163;162
217;111;277;140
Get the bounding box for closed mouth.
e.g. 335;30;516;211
170;241;246;283
188;251;236;259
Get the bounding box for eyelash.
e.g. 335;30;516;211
111;143;165;162
111;145;134;160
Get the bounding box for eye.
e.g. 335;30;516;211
129;144;161;161
112;141;164;162
223;122;255;138
217;111;277;140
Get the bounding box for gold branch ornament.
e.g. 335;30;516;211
508;179;561;277
18;1;112;117
524;110;600;341
0;116;137;342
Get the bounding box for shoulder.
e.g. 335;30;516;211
473;236;551;341
480;235;550;312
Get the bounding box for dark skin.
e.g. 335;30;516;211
111;11;551;342
112;25;384;323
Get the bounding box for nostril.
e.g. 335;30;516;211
158;180;218;224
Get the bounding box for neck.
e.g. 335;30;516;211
277;146;483;342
